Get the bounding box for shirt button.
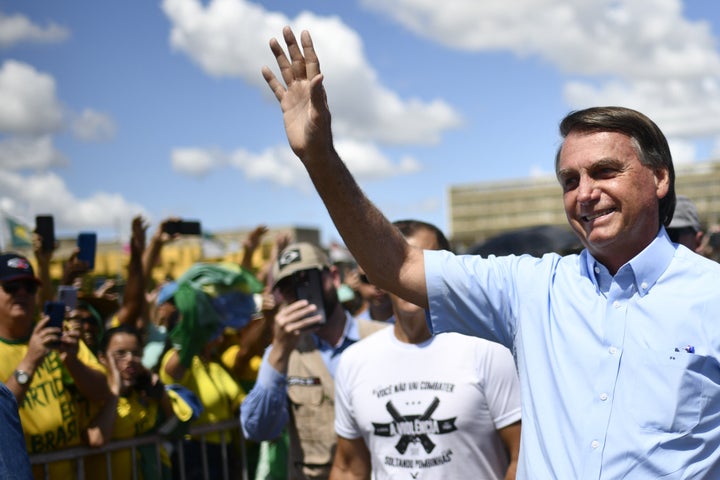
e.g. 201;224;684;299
594;266;600;274
609;347;618;355
600;393;608;401
640;281;648;290
591;440;600;449
613;301;621;308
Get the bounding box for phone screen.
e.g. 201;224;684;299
57;286;78;310
179;220;201;235
163;220;202;236
77;232;97;270
294;269;327;325
44;301;66;330
35;215;55;252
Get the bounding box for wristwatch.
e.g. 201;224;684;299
14;369;30;386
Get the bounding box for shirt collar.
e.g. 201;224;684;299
314;311;360;351
582;228;675;297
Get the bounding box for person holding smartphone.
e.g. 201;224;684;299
241;242;388;480
0;252;110;478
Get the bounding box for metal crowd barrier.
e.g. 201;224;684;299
29;418;249;480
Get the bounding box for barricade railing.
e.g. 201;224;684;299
29;418;248;480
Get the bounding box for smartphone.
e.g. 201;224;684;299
163;220;202;236
35;215;55;252
179;220;201;235
44;301;66;348
57;285;78;311
77;232;97;270
294;269;327;325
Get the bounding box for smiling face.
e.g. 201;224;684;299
557;130;669;273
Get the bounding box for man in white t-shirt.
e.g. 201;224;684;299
330;220;521;479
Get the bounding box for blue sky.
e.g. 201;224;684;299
1;0;719;246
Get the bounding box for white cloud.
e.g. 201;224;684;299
360;0;720;78
0;135;67;171
0;60;65;135
361;0;720;156
162;0;462;147
335;138;421;179
564;78;720;140
667;138;698;165
171;148;227;176
228;146;308;188
0;10;69;48
174;139;420;190
71;109;117;142
0;169;146;231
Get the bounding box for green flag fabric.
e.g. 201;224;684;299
5;214;32;248
170;262;263;367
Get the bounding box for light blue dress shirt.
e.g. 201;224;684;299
426;229;720;479
241;312;360;441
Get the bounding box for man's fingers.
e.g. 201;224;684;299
262;66;285;102
301;30;321;79
282;26;307;82
269;35;295;88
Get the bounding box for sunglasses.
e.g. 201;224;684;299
1;280;38;295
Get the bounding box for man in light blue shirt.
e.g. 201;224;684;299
261;27;720;479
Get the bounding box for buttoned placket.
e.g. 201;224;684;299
581;264;634;479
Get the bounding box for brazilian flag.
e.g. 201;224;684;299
5;214;32;248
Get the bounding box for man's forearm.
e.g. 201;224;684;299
303;149;424;306
241;355;289;441
241;382;288;441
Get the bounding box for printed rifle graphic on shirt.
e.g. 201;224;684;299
372;396;458;454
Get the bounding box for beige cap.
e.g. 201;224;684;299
271;242;330;287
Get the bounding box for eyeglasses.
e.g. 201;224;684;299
111;349;142;360
1;280;38;295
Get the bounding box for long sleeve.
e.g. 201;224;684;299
240;346;290;441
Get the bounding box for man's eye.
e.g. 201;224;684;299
562;177;578;190
597;168;617;178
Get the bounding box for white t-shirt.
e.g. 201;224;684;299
335;327;521;479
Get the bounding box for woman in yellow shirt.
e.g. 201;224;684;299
85;325;194;479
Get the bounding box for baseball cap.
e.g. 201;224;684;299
271;242;330;287
668;195;701;232
0;253;41;284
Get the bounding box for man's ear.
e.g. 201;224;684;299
654;167;670;199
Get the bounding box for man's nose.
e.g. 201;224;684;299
576;176;599;204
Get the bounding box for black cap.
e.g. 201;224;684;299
0;253;41;284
